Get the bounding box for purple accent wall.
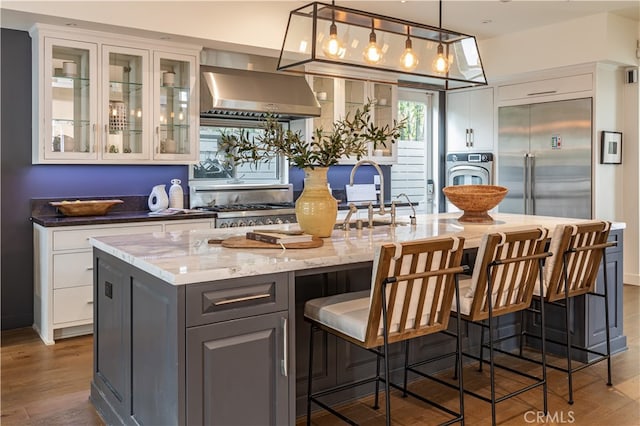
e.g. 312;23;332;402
27;165;188;198
290;164;391;202
0;29;190;329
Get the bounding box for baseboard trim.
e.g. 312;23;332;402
624;274;640;286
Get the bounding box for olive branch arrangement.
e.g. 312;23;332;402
219;100;406;169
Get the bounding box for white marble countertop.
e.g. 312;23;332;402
90;213;625;286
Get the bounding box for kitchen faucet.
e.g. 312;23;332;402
396;193;417;225
348;160;395;228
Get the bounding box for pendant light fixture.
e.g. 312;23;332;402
278;2;487;91
321;0;345;59
399;26;419;71
432;0;450;74
363;18;383;65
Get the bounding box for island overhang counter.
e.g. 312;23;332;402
89;212;626;426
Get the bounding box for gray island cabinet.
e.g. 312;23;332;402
89;213;626;425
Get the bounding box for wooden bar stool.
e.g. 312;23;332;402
523;220;615;404
450;227;551;426
304;236;468;426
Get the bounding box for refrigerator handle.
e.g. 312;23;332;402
530;154;536;215
524;153;534;214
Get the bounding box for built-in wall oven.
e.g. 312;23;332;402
445;152;493;211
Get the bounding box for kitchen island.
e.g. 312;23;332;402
89;212;625;426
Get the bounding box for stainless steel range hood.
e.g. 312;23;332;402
200;65;321;120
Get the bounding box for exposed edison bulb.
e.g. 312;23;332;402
432;43;449;73
363;30;383;64
322;23;345;59
399;37;419;71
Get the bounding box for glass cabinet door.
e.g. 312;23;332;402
102;45;149;160
44;38;98;160
154;52;197;160
310;76;335;134
343;79;365;119
371;82;395;159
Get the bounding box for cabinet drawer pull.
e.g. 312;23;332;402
526;90;557;96
281;317;288;377
87;300;94;304
86;266;94;271
212;293;271;306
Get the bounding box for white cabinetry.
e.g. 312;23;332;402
497;73;593;104
30;24;200;164
446;87;494;152
307;74;398;164
33;219;214;344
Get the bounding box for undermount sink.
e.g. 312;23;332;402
335;220;409;230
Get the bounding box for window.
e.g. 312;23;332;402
192;121;285;183
391;90;433;208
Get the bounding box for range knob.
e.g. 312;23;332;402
230;222;238;228
283;219;291;224
482;154;488;161
255;220;264;226
219;222;228;228
238;221;246;227
275;218;283;224
247;220;256;226
265;219;274;225
451;154;458;162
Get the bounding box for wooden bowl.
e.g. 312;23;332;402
50;199;124;217
443;185;508;223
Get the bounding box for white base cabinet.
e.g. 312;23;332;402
33;219;215;344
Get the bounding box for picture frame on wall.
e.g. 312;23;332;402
601;131;622;164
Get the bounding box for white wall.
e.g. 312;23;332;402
481;13;638;80
594;64;626;221
622;76;639;285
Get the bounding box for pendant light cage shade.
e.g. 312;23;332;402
277;1;487;90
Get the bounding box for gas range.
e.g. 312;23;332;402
189;184;296;228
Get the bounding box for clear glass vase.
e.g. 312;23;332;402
295;167;338;237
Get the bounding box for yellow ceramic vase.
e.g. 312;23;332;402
295;167;338;237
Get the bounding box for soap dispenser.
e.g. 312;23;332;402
169;179;184;209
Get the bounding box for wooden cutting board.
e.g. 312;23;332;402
209;236;324;249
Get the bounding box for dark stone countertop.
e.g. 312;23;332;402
31;195;217;228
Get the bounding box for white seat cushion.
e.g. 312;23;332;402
304;291;371;342
450;277;474;316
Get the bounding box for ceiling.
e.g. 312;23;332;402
1;1;639;54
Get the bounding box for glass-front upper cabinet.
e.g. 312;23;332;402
32;24;201;164
40;37;98;162
310;75;335;134
102;46;149;160
343;79;366;119
305;74;397;164
370;82;396;161
153;52;197;161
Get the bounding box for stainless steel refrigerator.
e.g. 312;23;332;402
498;98;592;219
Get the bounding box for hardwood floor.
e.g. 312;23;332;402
2;285;639;425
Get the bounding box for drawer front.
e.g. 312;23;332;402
53;224;162;250
498;73;593;102
53;251;94;289
53;286;94;324
164;220;213;232
186;273;289;327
